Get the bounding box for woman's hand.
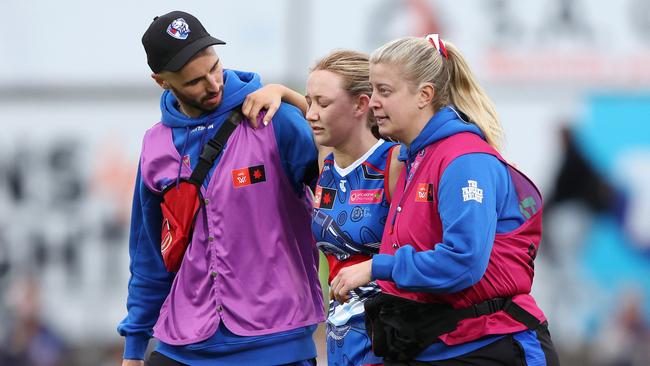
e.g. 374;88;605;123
242;84;285;128
330;259;373;303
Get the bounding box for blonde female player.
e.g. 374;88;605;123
244;50;402;366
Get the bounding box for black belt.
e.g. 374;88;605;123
364;293;543;361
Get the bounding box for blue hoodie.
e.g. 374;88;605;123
372;106;529;360
118;70;319;363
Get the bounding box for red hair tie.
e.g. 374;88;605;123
425;34;448;59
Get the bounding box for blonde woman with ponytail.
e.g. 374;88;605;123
331;36;560;365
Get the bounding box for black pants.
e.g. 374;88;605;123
146;352;185;366
384;323;560;366
146;351;317;366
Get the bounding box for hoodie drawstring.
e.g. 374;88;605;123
176;126;190;189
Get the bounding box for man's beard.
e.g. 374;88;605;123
170;85;221;115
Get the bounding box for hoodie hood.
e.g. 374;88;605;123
160;69;262;128
398;106;485;163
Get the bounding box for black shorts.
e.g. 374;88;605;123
145;351;317;366
383;323;560;366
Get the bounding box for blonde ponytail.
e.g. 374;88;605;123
445;43;502;150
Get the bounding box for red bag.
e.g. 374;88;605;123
158;109;241;272
160;181;201;272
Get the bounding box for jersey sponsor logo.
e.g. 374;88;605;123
350;189;383;204
314;185;337;209
231;165;266;188
166;18;191;40
415;183;434;202
462;180;483;203
339;180;347;192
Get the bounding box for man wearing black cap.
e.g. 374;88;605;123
117;11;324;366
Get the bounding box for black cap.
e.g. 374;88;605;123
142;11;225;73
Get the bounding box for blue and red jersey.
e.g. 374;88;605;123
312;139;396;323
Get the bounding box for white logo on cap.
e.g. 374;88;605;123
166;18;191;40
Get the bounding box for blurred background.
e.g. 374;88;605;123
1;0;649;365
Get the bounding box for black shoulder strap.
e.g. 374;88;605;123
188;109;242;186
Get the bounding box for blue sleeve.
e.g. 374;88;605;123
271;102;318;194
117;165;174;360
372;153;507;293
